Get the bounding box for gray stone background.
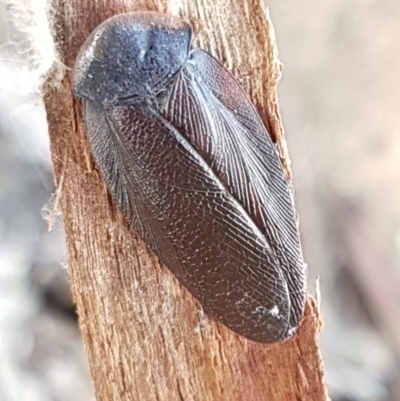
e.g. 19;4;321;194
0;1;399;400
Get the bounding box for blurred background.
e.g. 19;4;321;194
0;1;399;400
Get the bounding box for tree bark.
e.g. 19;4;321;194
44;0;329;400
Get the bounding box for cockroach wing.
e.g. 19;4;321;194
83;98;292;343
163;49;306;333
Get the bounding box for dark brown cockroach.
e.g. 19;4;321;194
72;11;307;343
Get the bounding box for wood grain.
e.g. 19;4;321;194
44;0;329;400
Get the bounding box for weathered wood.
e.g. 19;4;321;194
44;0;329;400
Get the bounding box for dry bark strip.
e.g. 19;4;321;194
44;0;329;400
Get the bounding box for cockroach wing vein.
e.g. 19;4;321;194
83;98;292;343
162;49;306;332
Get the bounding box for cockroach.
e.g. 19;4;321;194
72;11;307;343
